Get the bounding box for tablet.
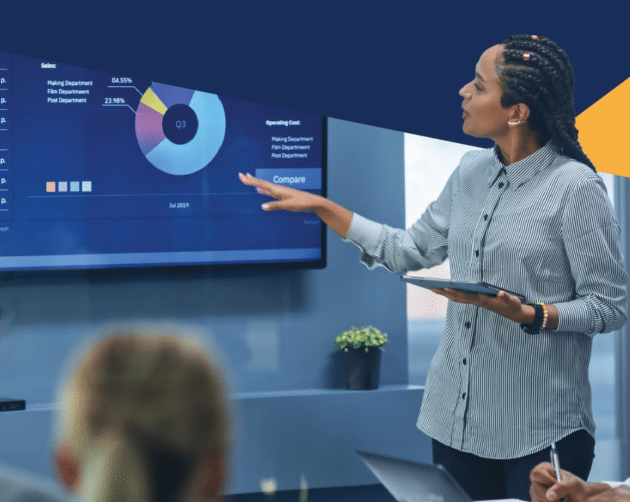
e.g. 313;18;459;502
401;276;526;302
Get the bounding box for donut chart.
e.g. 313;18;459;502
135;82;226;175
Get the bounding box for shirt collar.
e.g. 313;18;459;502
487;141;561;188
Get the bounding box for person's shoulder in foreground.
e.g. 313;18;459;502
0;463;68;502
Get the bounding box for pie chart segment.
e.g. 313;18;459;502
135;84;226;176
189;91;226;161
136;102;166;156
150;82;195;109
139;87;167;114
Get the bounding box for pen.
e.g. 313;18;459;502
550;443;565;502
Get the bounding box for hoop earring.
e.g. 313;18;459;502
508;120;521;126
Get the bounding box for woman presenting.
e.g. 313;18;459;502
240;34;628;500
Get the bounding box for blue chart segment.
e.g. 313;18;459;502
135;82;226;175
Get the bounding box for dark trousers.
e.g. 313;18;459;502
432;429;595;501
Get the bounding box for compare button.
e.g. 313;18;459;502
255;168;322;190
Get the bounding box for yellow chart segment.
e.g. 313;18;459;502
139;87;168;115
576;77;630;177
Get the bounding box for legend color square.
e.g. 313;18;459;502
70;182;80;192
82;181;92;192
46;182;55;192
58;181;68;192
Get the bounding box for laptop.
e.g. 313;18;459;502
357;450;473;502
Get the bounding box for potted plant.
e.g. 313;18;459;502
334;326;389;390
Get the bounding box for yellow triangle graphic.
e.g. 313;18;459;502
139;87;167;115
576;77;630;177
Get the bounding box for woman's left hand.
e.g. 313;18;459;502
432;288;527;324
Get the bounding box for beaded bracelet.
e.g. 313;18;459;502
537;302;548;330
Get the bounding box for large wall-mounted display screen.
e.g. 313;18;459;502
0;51;326;272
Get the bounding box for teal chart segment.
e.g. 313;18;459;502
135;82;226;175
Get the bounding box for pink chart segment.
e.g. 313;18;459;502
136;102;166;156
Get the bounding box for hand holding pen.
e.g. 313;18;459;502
530;453;609;502
550;443;566;502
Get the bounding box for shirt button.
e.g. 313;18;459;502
475;250;479;257
498;182;504;188
483;214;488;221
463;358;467;365
462;393;466;399
464;322;471;329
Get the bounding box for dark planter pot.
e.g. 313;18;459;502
342;347;382;390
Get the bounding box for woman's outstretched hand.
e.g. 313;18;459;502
238;172;354;238
238;172;321;212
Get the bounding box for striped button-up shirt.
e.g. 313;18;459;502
345;141;628;458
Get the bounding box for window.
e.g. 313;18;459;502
404;133;479;384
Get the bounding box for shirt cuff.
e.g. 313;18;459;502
343;213;384;254
554;298;598;335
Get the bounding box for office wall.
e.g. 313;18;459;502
0;117;407;397
0;119;431;495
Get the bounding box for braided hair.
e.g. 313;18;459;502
497;34;596;172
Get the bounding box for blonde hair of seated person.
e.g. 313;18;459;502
54;331;229;502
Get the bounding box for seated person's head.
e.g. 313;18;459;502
54;330;229;502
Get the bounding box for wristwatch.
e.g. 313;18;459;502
520;303;544;335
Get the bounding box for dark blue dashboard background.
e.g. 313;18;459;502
0;3;624;148
0;3;625;269
0;52;324;269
